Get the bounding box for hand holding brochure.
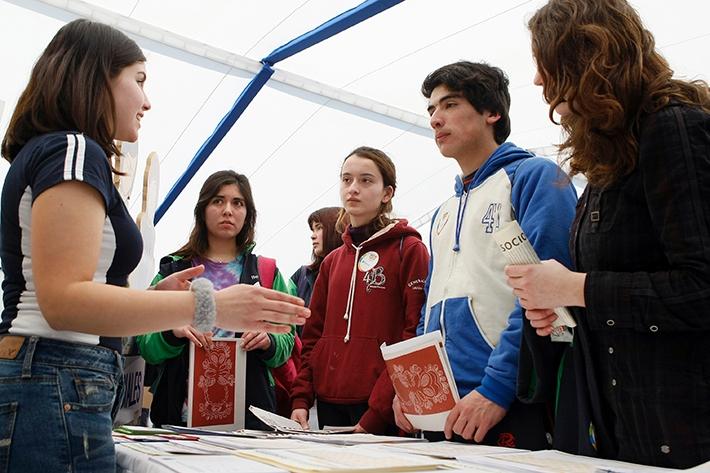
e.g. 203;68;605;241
380;331;459;432
248;406;355;434
493;220;576;328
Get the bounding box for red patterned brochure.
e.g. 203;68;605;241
187;338;246;430
381;331;459;431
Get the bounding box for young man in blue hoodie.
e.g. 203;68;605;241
393;61;577;449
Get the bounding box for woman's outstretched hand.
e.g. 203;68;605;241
215;284;309;333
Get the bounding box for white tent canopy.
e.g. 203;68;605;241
1;0;709;278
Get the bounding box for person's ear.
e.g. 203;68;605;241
382;185;394;204
486;111;501;125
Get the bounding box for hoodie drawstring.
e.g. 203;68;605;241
453;185;471;252
451;142;530;252
343;245;361;343
439;300;447;345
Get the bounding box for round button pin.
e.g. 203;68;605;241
358;251;379;272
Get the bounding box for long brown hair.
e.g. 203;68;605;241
174;170;257;259
2;19;146;163
529;0;710;187
336;146;397;233
307;207;343;271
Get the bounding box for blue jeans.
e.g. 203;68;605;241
0;336;124;473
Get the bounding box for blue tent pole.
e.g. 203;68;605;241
263;0;404;64
154;64;274;224
154;0;404;224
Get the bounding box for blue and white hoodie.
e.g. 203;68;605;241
418;142;577;410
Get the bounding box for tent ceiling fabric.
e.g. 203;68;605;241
1;0;709;278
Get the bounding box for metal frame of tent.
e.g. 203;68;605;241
154;0;405;223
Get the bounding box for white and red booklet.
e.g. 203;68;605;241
380;331;459;432
187;338;246;430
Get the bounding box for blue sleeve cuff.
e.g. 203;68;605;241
416;315;425;336
477;373;516;410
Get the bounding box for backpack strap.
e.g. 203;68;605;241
257;256;277;289
158;256;192;278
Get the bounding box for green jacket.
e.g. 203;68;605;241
137;259;295;372
136;248;296;428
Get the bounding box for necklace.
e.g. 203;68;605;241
206;255;235;264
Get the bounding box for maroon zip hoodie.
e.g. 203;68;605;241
290;219;429;433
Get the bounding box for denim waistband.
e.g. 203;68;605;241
7;336;122;376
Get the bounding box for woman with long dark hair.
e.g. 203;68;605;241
138;170;296;429
0;20;307;471
506;0;710;468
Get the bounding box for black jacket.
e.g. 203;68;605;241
290;265;317;337
519;104;710;469
290;265;317;307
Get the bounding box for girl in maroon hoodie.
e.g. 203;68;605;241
290;146;429;434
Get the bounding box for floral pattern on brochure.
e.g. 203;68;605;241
391;363;452;415
197;343;235;421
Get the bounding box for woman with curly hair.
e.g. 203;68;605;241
0;20;307;471
506;0;710;468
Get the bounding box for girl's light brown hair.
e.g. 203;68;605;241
529;0;710;187
336;146;397;233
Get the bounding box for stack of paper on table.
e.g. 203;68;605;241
380;331;459;431
290;432;425;446
187;338;246;430
234;444;445;473
464;450;690;473
113;425;201;444
114;425;176;435
381;440;525;460
197;436;307;450
150;454;288;473
163;425;290;438
121;439;233;456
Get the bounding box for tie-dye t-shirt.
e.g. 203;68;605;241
192;254;245;338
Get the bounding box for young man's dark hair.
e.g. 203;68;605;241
421;61;511;144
